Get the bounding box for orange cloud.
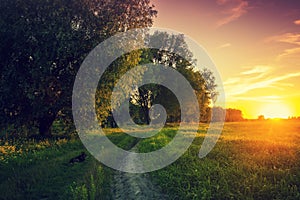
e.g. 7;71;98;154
266;32;300;59
216;0;249;27
267;33;300;45
277;47;300;60
217;43;232;49
224;65;300;100
241;66;270;75
294;19;300;25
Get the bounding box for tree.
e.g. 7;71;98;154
129;32;218;123
211;107;244;122
0;0;157;136
225;108;244;122
95;50;147;127
258;115;265;121
211;107;226;122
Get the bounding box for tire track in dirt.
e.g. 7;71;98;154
111;143;168;200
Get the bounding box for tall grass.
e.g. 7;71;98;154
0;132;120;199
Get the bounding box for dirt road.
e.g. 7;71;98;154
111;144;168;200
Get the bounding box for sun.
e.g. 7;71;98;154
259;103;292;119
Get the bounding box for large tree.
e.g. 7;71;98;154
129;32;218;124
0;0;157;136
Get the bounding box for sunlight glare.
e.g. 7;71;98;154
259;103;292;119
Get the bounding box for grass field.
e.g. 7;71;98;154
1;120;300;199
141;120;300;199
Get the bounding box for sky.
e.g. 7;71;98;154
150;0;300;119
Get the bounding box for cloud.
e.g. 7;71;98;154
294;19;300;25
216;0;249;27
224;65;270;86
277;47;300;60
266;32;300;59
229;72;300;95
233;96;282;103
241;66;270;75
267;33;300;45
217;43;232;49
224;77;240;85
224;65;300;102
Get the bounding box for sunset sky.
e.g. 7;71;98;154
150;0;300;119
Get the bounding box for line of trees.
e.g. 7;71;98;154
95;32;218;127
212;107;244;122
0;0;218;137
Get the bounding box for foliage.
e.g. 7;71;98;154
0;0;157;136
95;50;147;127
258;115;265;120
129;32;218;124
69;183;88;200
225;108;244;122
212;107;244;122
0;131;134;199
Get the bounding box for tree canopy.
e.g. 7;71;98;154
0;0;157;136
0;0;219;137
127;32;218;124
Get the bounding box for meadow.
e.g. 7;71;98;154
141;120;300;199
1;120;300;199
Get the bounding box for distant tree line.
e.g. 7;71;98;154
288;116;300;120
212;107;244;122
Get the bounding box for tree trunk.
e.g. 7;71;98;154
39;114;56;137
138;88;150;125
142;106;150;125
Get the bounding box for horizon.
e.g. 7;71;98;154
151;0;300;119
212;106;299;120
1;1;300;199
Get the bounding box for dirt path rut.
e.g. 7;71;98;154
111;144;168;200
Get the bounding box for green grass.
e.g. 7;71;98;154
104;128;139;150
137;120;300;199
1;120;300;199
0;129;138;200
0;138;107;199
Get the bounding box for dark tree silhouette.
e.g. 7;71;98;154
0;0;157;136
